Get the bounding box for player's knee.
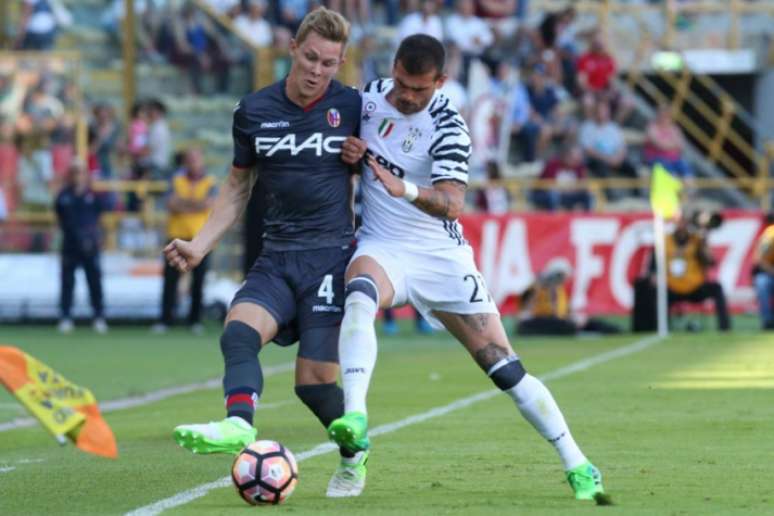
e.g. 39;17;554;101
346;274;379;304
220;320;262;366
487;355;527;391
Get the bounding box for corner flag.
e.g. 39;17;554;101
650;163;682;218
0;346;118;459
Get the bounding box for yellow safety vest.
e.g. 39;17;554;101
528;283;569;318
166;174;215;240
665;233;705;294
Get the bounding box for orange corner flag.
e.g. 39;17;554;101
0;346;118;459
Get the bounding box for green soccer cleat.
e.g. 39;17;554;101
566;462;607;501
327;411;371;453
173;416;256;454
326;450;369;497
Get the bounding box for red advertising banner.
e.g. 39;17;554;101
460;211;764;315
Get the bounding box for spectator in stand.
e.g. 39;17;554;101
444;0;493;84
16;83;62;211
752;214;774;330
55;160;109;335
327;0;371;39
439;42;469;119
147;99;172;179
0;71;26;122
234;0;273;48
126;100;150;212
152;148;217;335
509;73;540;163
579;99;639;200
643;105;693;180
475;160;511;214
171;1;232;95
277;0;311;37
531;141;592;212
16;0;65;51
90;103;121;179
397;0;444;45
526;64;568;159
474;0;518;41
577;33;633;123
204;0;242;17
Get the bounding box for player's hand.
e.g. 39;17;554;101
164;239;205;273
341;136;367;165
367;154;406;197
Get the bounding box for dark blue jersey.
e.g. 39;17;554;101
232;79;361;251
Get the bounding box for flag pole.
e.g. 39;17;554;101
653;213;669;337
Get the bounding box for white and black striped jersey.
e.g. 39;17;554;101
357;78;471;250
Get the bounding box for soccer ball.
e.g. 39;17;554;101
231;440;299;505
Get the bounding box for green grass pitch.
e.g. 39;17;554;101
1;323;773;515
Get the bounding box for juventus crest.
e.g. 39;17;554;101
402;127;422;153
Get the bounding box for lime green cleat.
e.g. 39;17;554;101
328;411;371;453
173;416;256;454
566;462;606;501
326;450;369;497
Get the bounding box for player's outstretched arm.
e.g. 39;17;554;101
367;154;465;220
164;166;256;272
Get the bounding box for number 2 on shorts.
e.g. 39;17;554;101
464;274;491;303
317;274;334;304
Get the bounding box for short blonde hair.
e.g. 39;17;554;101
295;7;350;48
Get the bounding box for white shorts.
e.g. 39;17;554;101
351;238;500;329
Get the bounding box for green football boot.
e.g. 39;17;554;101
327;411;371;453
326;450;369;497
566;461;606;501
173;416;256;454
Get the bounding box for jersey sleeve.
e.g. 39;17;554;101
428;98;471;185
232;100;256;169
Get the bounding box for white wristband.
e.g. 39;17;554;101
402;180;419;202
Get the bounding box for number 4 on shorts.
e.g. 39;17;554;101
318;274;334;304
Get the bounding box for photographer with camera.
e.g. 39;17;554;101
633;211;730;332
517;258;620;336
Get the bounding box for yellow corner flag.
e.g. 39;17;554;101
0;346;118;459
650;163;683;219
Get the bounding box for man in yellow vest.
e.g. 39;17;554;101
665;216;730;331
517;258;620;336
753;214;774;330
153;148;216;334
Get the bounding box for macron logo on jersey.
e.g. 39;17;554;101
255;133;346;157
260;120;290;129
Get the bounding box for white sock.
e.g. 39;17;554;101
339;290;378;415
506;374;587;470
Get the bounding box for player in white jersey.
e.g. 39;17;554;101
326;34;609;503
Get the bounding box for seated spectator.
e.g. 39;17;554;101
752;214;774;330
234;0;273;48
203;0;242;17
525;64;568;159
89;103;121;179
171;1;232;94
146;99;172;179
576;32;632;123
531;142;592;211
397;0;444;44
474;161;511;214
474;0;518;41
643;105;693;180
277;0;311;36
444;0;493;84
509;76;540;162
517;258;620;336
439;43;469;119
16;0;68;51
579;99;639;199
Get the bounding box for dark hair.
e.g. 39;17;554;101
395;34;446;77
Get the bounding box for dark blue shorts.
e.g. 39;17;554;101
231;244;354;362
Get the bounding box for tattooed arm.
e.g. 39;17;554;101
366;154;466;220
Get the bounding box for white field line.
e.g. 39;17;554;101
126;334;664;516
0;466;16;473
0;362;295;433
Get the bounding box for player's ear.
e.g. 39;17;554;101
289;38;298;56
434;72;448;89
